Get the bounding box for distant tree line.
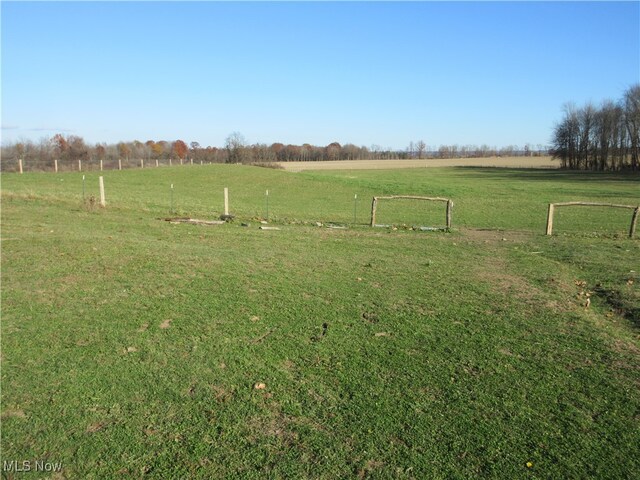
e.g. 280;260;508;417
551;84;639;171
1;131;549;172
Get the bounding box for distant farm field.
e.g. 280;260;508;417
1;165;639;478
279;155;559;171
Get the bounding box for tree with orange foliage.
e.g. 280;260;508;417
51;133;69;159
172;140;188;160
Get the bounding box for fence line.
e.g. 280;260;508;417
1;157;210;173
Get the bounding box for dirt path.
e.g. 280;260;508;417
279;156;558;172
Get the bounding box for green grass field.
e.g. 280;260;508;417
2;165;639;479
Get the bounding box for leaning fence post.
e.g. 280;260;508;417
545;203;555;235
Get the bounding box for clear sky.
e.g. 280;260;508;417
2;1;639;150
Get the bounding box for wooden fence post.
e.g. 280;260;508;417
224;187;229;216
78;159;82;172
54;159;58;173
370;197;378;227
545;203;555;235
446;200;453;229
100;159;103;171
169;158;172;166
99;176;106;207
18;158;23;174
190;158;193;166
156;159;159;167
140;159;144;169
118;158;122;171
630;207;639;239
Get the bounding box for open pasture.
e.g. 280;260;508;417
1;165;639;478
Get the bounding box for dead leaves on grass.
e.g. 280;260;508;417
575;280;593;309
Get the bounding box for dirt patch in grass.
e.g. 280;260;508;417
281;359;295;370
357;459;385;479
86;421;108;433
247;410;299;445
462;228;532;245
1;409;26;419
473;255;566;313
210;384;234;403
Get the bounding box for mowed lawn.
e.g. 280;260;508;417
1;165;639;479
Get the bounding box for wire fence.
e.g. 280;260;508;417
0;157;214;173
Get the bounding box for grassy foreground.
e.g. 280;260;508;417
1;165;639;479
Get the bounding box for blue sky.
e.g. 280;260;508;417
2;1;639;150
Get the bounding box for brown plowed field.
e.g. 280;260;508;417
279;156;558;172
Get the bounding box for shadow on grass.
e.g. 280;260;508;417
451;166;640;183
593;285;640;329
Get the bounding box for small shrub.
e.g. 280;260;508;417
250;162;284;170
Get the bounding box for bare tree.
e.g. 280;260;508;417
624;84;640;171
552;85;639;171
225;132;248;163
